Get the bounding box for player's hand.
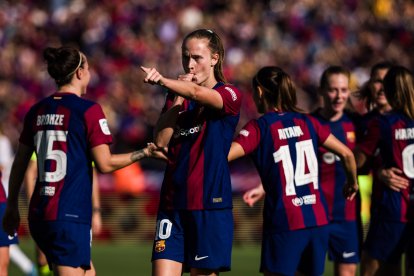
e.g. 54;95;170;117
2;205;20;236
178;73;195;82
378;167;409;192
146;143;168;161
92;210;102;235
243;184;265;207
343;182;358;200
141;66;164;86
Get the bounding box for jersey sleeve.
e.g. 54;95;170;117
357;116;381;156
216;84;242;116
308;115;330;145
161;91;176;114
84;103;113;148
234;119;261;155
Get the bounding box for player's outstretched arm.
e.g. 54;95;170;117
91;144;150;173
141;66;224;110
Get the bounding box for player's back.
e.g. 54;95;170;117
21;92;109;224
360;110;414;222
247;111;330;233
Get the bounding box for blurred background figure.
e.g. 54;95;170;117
1;126;37;276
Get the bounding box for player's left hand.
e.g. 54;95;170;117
2;205;20;236
146;143;168;161
343;182;358;201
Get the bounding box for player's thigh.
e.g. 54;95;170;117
363;219;408;264
151;210;185;264
185;209;233;272
29;220;91;270
327;221;360;264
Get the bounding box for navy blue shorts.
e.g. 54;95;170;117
29;220;91;269
327;221;360;263
151;209;233;271
363;219;409;264
261;225;329;276
0;203;18;246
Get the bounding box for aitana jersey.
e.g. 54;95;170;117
160;82;242;210
235;111;330;233
358;110;414;222
19;92;112;224
312;110;356;222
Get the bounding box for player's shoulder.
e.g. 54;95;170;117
215;82;241;99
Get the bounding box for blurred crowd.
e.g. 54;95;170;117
1;0;414;156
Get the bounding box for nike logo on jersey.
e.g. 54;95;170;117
195;255;209;261
8;233;17;240
342;252;356;258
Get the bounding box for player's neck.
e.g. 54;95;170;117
319;108;343;122
58;84;82;96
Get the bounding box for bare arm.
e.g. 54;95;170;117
141;66;224;110
228;142;246;162
91;167;102;235
322;134;358;200
154;95;184;147
91;144;149;174
353;145;368;169
3;143;33;235
23;158;37;200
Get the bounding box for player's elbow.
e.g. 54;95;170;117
94;163;114;174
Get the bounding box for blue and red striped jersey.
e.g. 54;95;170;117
159;83;242;210
358;110;414;222
312;110;356;222
0;172;5;203
19;92;112;224
234;111;330;233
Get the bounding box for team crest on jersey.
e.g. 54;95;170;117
239;129;249;137
347;131;355;143
155;240;166;252
99;119;111;135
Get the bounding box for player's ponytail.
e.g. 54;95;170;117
383;66;414;120
254;66;302;113
43;46;84;87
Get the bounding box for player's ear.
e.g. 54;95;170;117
257;85;264;99
75;67;84;80
211;53;219;66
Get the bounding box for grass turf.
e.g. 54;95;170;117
9;239;337;275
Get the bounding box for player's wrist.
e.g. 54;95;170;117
131;149;146;162
93;207;101;213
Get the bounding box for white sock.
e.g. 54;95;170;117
9;244;34;274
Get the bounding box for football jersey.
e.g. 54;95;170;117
234;111;330;233
358;111;414;222
19;92;112;224
160;82;242;210
0;172;5;203
312;110;356;221
356;109;384;216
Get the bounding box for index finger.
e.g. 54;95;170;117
140;66;150;73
